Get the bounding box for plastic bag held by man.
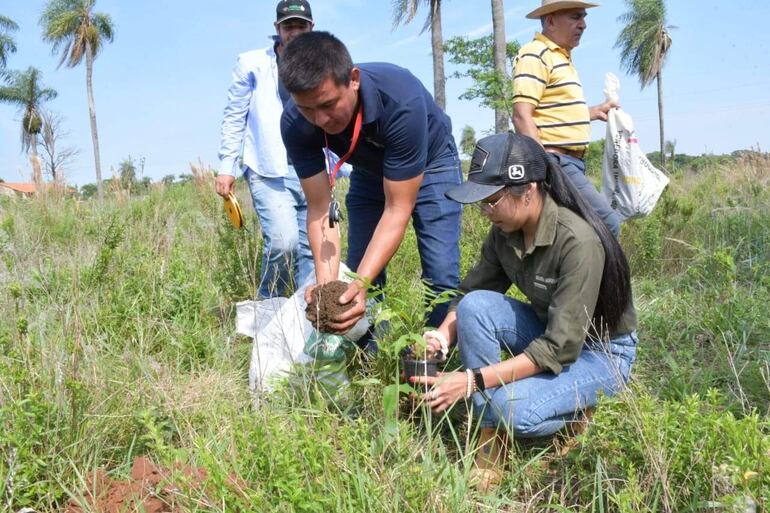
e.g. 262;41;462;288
601;73;670;221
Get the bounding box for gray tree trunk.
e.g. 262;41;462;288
657;70;666;169
29;137;42;186
430;0;446;110
86;46;104;200
491;0;508;133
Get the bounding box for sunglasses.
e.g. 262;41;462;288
476;191;508;213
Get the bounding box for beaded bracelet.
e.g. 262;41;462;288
465;369;476;399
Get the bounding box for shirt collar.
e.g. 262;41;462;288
534;32;571;59
533;194;559;248
357;67;383;125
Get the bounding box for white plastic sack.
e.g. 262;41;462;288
236;263;371;393
601;73;670;221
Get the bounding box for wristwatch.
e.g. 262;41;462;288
472;368;485;392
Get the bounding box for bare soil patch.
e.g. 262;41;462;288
64;457;213;513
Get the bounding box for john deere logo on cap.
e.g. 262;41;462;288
508;165;525;180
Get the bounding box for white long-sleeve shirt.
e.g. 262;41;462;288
218;43;289;178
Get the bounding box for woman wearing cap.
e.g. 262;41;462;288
411;133;637;489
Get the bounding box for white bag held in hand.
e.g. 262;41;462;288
601;73;670;221
236;263;371;393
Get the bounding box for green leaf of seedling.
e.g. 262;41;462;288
375;309;396;325
393;333;424;355
382;383;415;442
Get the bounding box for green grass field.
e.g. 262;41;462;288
1;154;768;511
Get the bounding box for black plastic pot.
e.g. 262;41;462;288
402;357;439;388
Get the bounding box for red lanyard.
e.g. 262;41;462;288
323;104;363;188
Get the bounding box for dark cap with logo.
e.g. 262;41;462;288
446;133;547;204
276;0;313;24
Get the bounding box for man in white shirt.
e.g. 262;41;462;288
216;0;314;298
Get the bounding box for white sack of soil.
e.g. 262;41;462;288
237;263;370;393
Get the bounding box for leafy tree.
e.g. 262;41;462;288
490;0;508;133
117;155;136;190
615;0;673;168
40;0;115;201
0;67;57;184
444;35;519;122
79;182;96;198
177;173;193;185
459;125;476;158
664;139;676;160
391;0;446;109
0;14;18;71
664;139;677;172
161;174;175;187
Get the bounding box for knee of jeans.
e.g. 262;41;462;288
456;290;497;321
511;408;546;437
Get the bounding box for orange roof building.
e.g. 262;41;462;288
0;182;37;197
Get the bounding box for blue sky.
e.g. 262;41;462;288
2;0;769;186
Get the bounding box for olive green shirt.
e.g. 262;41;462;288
451;195;637;374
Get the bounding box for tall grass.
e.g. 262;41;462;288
0;157;768;511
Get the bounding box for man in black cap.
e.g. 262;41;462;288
216;1;315;298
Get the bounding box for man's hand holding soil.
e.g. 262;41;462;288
305;280;365;334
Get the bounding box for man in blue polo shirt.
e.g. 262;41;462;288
279;31;462;334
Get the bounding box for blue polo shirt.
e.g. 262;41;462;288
281;62;455;181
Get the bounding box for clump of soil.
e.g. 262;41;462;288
64;456;219;513
306;280;355;333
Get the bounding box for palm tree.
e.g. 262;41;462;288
615;0;673;169
0;67;58;184
391;0;446;109
40;0;114;200
0;14;19;71
490;0;508;133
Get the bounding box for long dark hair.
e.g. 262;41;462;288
534;155;632;332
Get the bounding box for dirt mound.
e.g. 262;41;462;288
64;457;209;513
306;280;355;333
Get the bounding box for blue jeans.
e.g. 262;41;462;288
456;290;637;437
550;153;621;237
245;167;313;298
346;151;463;328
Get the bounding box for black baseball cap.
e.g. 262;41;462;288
276;0;313;24
446;133;548;204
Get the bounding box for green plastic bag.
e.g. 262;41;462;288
304;331;354;361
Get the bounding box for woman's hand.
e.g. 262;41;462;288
410;371;468;413
422;330;449;361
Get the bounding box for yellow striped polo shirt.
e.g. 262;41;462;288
513;32;591;151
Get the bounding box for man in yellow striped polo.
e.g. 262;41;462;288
513;0;620;235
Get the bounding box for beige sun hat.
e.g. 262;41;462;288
526;0;599;19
